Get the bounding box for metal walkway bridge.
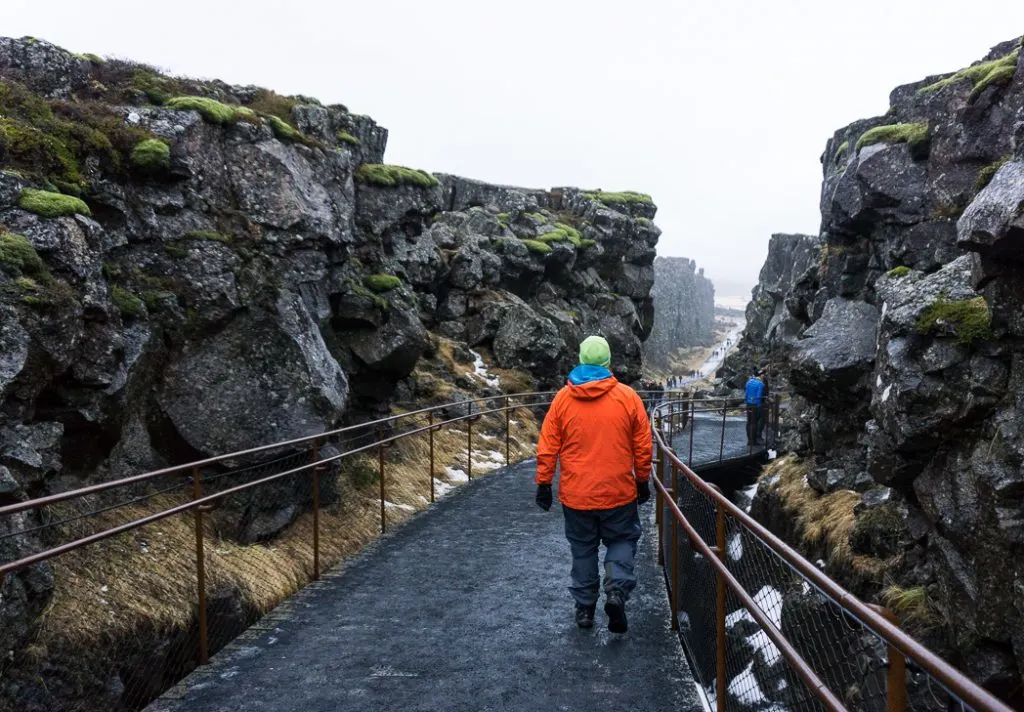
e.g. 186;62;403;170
0;393;1012;712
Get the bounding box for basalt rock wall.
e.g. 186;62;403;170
0;35;660;699
732;37;1024;704
643;256;715;371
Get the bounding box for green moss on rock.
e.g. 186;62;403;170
130;138;170;171
18;188;91;218
583;190;653;205
165;96;239;125
184;229;231;243
354;164;439;188
916;296;993;347
856;123;929;152
336;131;360;146
887;266;911;278
0;233;44;275
521;239;553;255
919;49;1020;96
266;115;300;142
579;239;597;249
111;285;146;317
975;155;1011;191
364;273;402;292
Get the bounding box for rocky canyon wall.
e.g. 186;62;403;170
0;35;661;703
732;37;1024;703
643;256;715;371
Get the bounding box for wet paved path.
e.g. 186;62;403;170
148;460;701;712
672;414;765;469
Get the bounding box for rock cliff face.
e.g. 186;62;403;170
0;36;659;678
736;38;1024;703
643;256;715;370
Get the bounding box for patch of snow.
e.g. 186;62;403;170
727;533;743;561
470;350;500;388
728;663;767;705
876;375;883;388
369;665;419;678
384;500;415;513
882;385;892;402
748;630;782;667
445;466;469;482
726;608;754;628
433;478;455;498
753;586;782;629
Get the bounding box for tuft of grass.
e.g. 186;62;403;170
916;296;993;347
184;229;231;243
975;155;1011;191
130;138;170;171
0;232;44;275
354;164;439;188
265;115;300;142
111;285;146;317
887;266;911;278
919;49;1019;96
74;52;105;65
165;96;239;125
246;89;298;123
855;123;929;152
521;239;552;255
758;455;884;577
364;273;402;293
583;190;653;205
336;131;360;146
881;585;933;627
17;188;91;218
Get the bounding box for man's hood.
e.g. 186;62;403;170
566;365;618;400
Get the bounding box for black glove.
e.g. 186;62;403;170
536;484;553;511
636;480;651;505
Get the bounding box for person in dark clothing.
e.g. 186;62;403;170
744;371;765;446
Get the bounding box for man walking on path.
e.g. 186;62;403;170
744;370;765;446
534;336;652;633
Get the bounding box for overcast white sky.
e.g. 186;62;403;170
7;1;1024;296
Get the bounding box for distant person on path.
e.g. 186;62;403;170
534;335;652;633
744;370;766;446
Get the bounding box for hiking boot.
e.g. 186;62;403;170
605;590;628;633
575;603;596;628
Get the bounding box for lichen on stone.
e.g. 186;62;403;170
110;285;145;316
165;96;240;125
520;239;552;255
975;155;1011;191
887;266;911;278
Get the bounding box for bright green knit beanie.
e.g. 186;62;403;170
579;335;611;368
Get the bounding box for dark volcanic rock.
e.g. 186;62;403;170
643;256;715;371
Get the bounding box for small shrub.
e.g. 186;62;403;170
0;233;44;275
336;131;360;146
855;123;929;152
521;239;552;255
165;96;239;125
975;155;1011;191
266;115;300;142
17;188;91;218
130;138;170;171
887;266;911;278
247;89;298;123
184;229;231;243
354;164;439;188
364;273;402;293
111;285;146;317
916;296;993;347
583;190;653;205
346;459;379;489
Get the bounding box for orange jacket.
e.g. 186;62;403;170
535;375;652;510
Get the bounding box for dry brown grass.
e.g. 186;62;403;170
760;455;886;580
34;404;541;653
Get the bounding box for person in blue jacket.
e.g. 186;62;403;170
744;371;766;446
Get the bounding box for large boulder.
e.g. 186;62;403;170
789;297;879;401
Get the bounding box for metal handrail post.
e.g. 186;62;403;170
192;466;208;665
378;433;386;534
311;441;321;580
505;395;511;466
719;400;728;461
669;461;679;631
429;411;436;503
688;398;695;468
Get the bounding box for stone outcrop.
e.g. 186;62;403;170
643;256;715;370
0;36;660;706
736;38;1024;704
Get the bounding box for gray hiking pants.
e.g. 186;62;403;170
562;502;642;606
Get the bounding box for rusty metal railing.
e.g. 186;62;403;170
649;399;1014;712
